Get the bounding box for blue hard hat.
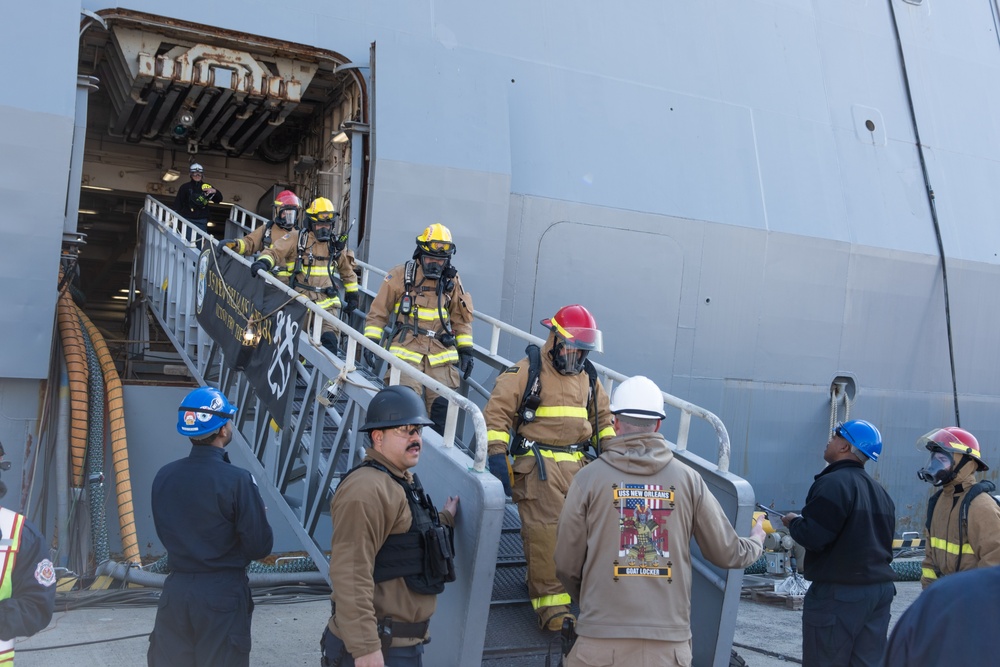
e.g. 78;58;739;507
177;387;237;438
835;420;882;462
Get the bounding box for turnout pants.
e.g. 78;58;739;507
511;450;586;626
147;570;254;667
801;580;895;667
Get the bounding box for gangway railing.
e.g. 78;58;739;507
136;199;755;667
136;197;504;667
223;205;734;473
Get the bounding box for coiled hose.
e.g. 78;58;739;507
77;307;140;564
56;287;88;488
743;556;922;582
80;324;109;564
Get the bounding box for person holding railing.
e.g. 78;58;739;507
362;224;474;432
554;376;765;666
173;163;222;243
220;189;301;285
483;304;616;632
245;194;358;355
322;386;459;667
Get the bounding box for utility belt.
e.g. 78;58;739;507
394;323;456;347
510;439;589;482
330;602;429;646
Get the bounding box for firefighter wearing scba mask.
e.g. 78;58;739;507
0;443;56;664
483;304;616;631
249;195;359;355
220;189;303;285
363;224;474;432
917;426;1000;587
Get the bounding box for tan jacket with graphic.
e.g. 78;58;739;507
555;432;763;641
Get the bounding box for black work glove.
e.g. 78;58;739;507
363;347;378;369
343;292;359;315
249;260;268;277
218;238;238;251
487;453;512;497
458;349;474;380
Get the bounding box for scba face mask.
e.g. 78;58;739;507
918;450;955;486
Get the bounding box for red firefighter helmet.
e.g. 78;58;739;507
273;190;301;230
918;427;989;471
541;304;603;375
541;304;603;352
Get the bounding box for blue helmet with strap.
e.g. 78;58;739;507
835;420;882;462
177;387;237;438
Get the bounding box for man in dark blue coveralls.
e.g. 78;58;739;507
148;386;273;667
781;420;896;667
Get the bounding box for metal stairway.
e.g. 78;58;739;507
131;196;755;667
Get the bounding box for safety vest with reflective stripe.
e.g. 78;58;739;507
0;508;26;664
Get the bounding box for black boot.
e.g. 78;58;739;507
320;332;339;355
429;397;448;435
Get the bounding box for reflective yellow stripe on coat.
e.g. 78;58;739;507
929;536;975;556
0;508;26;665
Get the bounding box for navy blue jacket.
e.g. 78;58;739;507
884;565;1000;665
0;515;55;640
152;446;273;573
174;179;222;222
788;459;895;584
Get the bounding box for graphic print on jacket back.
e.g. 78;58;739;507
614;482;675;581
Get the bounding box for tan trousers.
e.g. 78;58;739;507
565;636;693;667
511;451;585;621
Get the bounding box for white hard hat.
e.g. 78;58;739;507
611;376;666;420
189;163;204;173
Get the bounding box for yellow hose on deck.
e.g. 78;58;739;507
56;283;89;488
76;307;140;564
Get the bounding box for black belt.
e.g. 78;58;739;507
532;441;589;453
330;602;429;640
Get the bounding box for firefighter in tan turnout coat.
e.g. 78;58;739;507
363;224;474;432
484;304;616;631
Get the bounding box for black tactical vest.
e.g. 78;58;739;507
344;460;456;595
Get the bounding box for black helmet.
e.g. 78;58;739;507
360;386;435;432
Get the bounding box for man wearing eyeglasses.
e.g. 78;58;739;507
780;420;896;667
322;386;459;667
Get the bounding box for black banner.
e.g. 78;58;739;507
195;249;306;427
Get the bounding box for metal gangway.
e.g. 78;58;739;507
131;196;756;667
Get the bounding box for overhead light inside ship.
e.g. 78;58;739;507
331;131;349;144
78;209;98;215
161;169;181;182
111;295;129;301
82;184;113;192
